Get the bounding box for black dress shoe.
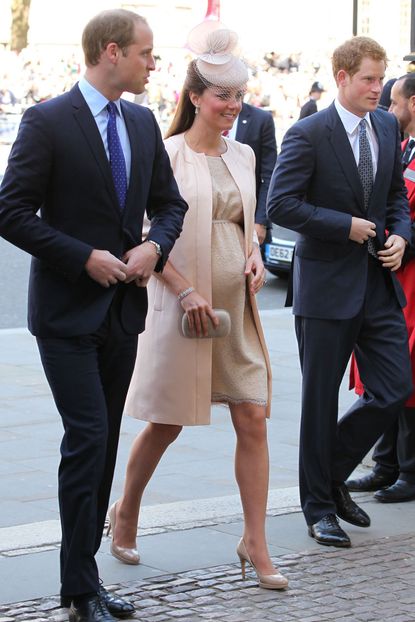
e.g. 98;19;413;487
374;479;415;503
346;471;397;492
99;585;135;619
69;594;116;622
333;483;371;527
308;513;351;547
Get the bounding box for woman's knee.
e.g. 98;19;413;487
231;404;267;442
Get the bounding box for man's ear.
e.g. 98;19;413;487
336;69;349;87
105;41;120;65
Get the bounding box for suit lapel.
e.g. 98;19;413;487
222;145;255;258
326;104;364;210
70;85;120;215
235;103;250;143
121;102;144;221
369;112;389;211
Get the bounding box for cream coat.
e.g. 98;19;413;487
125;133;272;425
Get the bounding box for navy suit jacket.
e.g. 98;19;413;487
0;84;187;337
267;102;411;319
236;103;277;227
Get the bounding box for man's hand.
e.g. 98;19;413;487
349;217;376;244
123;241;160;287
378;234;406;271
85;250;128;288
255;223;267;246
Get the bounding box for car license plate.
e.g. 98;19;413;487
266;244;293;263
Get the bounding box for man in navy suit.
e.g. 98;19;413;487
234;102;277;245
0;9;187;622
267;37;412;548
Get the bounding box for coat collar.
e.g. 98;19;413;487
70;84;121;216
235;103;251;142
326;102;388;213
170;133;255;258
120;100;144;221
70;84;142;220
326;103;364;209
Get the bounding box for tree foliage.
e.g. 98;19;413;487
10;0;31;53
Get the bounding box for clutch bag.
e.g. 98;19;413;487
181;308;231;338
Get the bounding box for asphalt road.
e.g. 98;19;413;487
0;236;287;329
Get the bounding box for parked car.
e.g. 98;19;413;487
262;223;298;278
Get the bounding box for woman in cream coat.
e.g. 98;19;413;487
108;28;288;590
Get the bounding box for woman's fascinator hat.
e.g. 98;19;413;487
186;21;248;89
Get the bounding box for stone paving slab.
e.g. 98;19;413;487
1;533;414;622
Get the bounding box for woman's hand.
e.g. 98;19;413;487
245;244;266;295
180;291;219;337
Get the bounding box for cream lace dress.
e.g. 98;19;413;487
207;155;267;406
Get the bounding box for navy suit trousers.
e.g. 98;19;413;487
37;288;138;598
295;257;412;525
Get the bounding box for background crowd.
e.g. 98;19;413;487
0;41;408;149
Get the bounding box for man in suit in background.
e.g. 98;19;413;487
267;37;412;548
299;81;325;119
0;9;187;622
348;73;415;503
226;102;277;244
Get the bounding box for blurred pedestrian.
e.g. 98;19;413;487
348;73;415;503
0;9;187;622
267;36;412;548
298;80;325;119
108;25;288;591
377;77;397;111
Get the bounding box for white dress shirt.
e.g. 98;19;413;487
78;77;131;184
334;98;378;179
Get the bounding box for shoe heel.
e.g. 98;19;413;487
239;555;246;579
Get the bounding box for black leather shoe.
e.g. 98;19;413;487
374;479;415;503
99;585;135;619
69;595;116;622
308;514;351;547
346;471;397;492
333;483;371;527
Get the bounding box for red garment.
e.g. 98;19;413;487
350;138;415;406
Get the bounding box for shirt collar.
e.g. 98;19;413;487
78;77;122;117
334;98;373;135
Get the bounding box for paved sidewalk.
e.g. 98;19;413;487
1;524;415;622
1;309;415;621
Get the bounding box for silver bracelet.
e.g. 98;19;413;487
178;286;194;301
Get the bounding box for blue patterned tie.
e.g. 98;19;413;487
107;102;127;210
358;119;377;258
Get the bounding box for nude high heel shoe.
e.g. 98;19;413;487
106;502;140;565
236;538;288;590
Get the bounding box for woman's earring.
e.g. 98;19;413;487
194;106;199;115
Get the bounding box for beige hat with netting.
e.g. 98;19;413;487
186;21;248;89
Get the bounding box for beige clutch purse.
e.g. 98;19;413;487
181;308;231;338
